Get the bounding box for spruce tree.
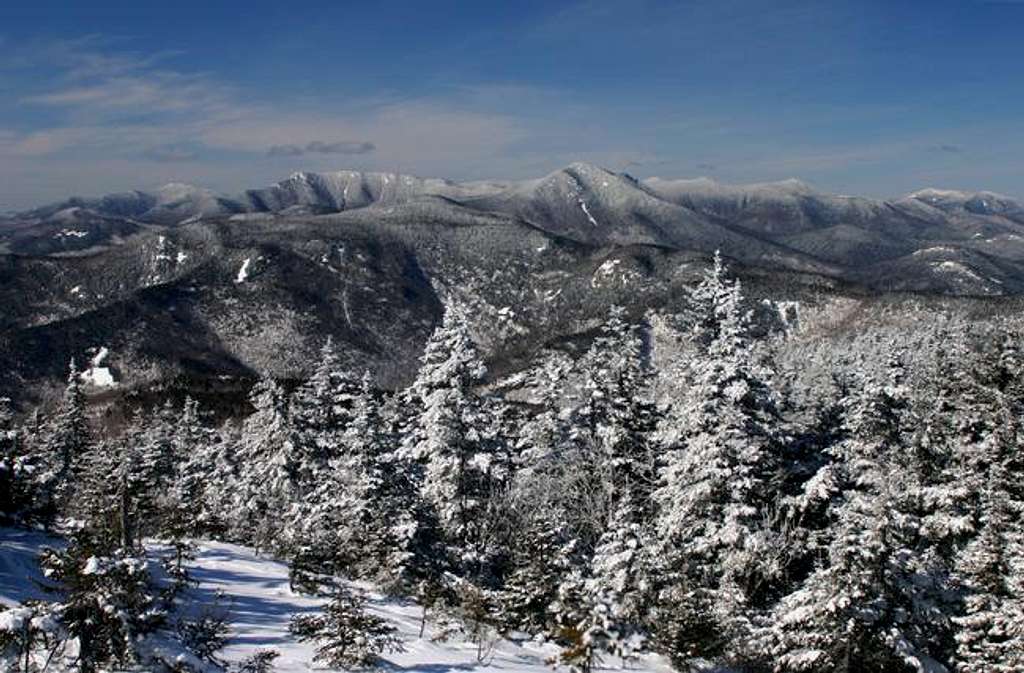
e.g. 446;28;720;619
652;260;784;657
762;354;955;672
952;411;1024;672
346;373;428;586
291;337;362;462
289;585;403;670
500;504;579;633
564;306;657;555
232;378;304;553
0;397;38;523
38;360;90;516
404;305;490;575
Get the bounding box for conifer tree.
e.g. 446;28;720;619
564;307;657;554
952;410;1024;672
291;337;362;459
404;305;490;574
516;350;572;472
500;504;579;633
34;527;170;673
0;397;38;523
652;259;784;655
232;378;304;552
762;354;955;672
289;585;403;670
38;360;90;515
164;396;221;542
584;493;646;656
345;372;428;585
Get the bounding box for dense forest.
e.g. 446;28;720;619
2;256;1023;672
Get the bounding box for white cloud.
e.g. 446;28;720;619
1;40;531;171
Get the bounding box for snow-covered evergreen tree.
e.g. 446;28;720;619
583;494;646;657
500;504;579;633
164;396;223;545
952;410;1024;672
404;305;490;574
37;360;90;517
231;378;305;552
288;371;427;588
516;350;572;472
33;527;172;673
345;373;430;585
573;307;657;502
72;426;167;551
289;585;403;670
0;397;39;524
291;337;362;460
760;354;955;672
652;259;784;656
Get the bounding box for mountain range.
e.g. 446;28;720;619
2;162;1022;402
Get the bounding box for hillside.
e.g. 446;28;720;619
2;163;1024;402
0;528;674;673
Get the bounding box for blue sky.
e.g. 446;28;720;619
1;0;1022;209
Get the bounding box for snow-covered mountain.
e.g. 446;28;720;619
903;188;1024;219
2;162;1024;398
11;164;1023;274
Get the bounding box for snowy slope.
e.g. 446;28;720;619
185;541;674;673
1;529;674;673
0;527;59;607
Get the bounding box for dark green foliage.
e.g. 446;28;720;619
36;529;168;673
289;586;403;670
234;649;280;673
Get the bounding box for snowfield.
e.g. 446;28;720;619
1;529;673;672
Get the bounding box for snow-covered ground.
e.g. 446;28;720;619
0;527;57;607
1;529;673;672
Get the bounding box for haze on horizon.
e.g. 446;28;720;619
1;0;1022;211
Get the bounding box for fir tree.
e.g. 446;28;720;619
761;355;955;672
289;585;403;670
232;378;305;553
952;412;1024;672
0;397;39;523
404;305;490;575
35;528;169;673
38;360;90;516
346;373;429;586
291;337;362;462
652;260;784;656
583;494;647;659
500;505;579;633
516;350;572;472
564;306;657;554
164;396;221;542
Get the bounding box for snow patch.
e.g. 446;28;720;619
912;246;957;257
580;199;599;226
590;259;640;288
235;258;252;284
182;540;673;673
80;347;117;388
931;261;987;285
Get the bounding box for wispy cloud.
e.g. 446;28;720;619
1;39;525;174
927;144;965;154
142;145;200;162
267;140;376;157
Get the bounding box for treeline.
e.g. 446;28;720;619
2;255;1024;672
